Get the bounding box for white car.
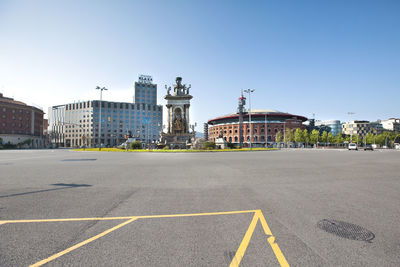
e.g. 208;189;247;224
348;143;358;150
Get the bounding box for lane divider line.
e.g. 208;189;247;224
29;217;138;267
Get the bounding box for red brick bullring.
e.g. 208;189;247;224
207;110;307;146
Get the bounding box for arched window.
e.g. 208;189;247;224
229;137;232;142
234;136;238;142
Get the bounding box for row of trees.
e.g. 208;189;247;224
275;128;400;146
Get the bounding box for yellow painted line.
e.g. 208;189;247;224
0;216;135;224
257;210;289;267
230;212;259;267
257;210;273;236
29;217;138;267
138;210;257;219
1;210;257;224
3;209;289;266
267;236;289;267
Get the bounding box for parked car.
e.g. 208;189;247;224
364;144;373;151
348;143;358;150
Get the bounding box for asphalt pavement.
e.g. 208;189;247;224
0;149;399;266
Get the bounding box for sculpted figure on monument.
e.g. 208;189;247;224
174;116;183;132
165;85;171;95
173;77;190;96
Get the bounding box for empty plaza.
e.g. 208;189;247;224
0;149;399;266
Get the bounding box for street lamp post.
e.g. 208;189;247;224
244;89;255;150
347;112;355;143
265;113;267;147
96;86;108;151
283;121;286;148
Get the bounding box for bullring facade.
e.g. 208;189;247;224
208;110;307;146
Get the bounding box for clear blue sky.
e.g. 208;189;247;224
1;0;399;130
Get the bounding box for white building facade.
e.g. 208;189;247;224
381;118;400;132
48;75;163;147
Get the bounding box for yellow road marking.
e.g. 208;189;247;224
138;210;257;219
257;210;273;235
267;236;289;267
230;212;259;267
257;210;289;267
1;209;289;266
29;217;138;267
0;216;134;224
0;210;257;224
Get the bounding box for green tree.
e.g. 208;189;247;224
336;134;344;145
294;128;304;144
321;131;328;145
365;133;374;144
302;129;309;146
275;132;282;143
309;129;319;145
285;128;294;143
327;132;335;144
375;133;385;146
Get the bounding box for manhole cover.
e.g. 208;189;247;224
61;159;97;162
317;219;374;242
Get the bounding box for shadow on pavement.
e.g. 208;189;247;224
0;183;92;198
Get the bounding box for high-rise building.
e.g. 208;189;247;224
135;75;157;105
203;123;209;141
48;75;163;147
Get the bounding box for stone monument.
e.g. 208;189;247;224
215;129;228;149
160;77;195;149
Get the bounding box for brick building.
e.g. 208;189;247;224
208;110;307;147
0;93;45;148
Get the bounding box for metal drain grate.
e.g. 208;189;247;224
61;159;97;162
317;219;374;242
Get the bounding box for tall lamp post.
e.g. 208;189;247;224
244;89;255;150
347;112;355;143
96;86;108;151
